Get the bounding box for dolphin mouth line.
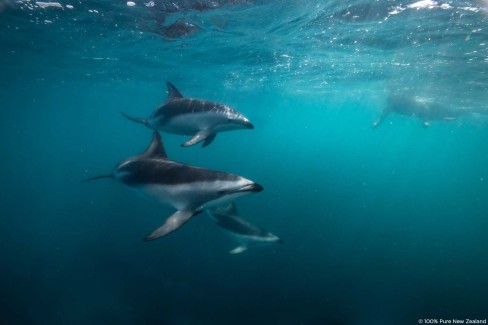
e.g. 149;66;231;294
239;183;263;193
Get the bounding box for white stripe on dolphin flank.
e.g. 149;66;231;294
122;82;254;147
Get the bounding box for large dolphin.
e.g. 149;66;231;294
83;132;263;240
208;203;281;254
122;82;254;147
372;93;484;128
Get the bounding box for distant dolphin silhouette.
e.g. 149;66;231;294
83;132;263;240
372;94;485;128
208;203;281;254
122;82;254;147
157;19;201;39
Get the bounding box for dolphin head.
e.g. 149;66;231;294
231;114;254;129
232;114;254;129
201;176;263;209
216;176;263;199
235;181;263;193
215;105;254;131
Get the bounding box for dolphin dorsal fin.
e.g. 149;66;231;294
143;132;168;158
166;82;183;101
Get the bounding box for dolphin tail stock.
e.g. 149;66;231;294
121;111;151;128
144;210;203;241
81;174;113;184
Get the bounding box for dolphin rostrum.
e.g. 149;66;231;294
83;132;263;240
208;203;281;254
122;82;254;147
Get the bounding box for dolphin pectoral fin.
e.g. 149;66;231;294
229;246;248;254
144;210;198;241
181;129;213;147
202;132;216;147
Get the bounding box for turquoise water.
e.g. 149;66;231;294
1;0;488;324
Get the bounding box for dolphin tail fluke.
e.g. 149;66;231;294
81;174;113;183
144;210;202;241
229;245;248;254
121;112;150;128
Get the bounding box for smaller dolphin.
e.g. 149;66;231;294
372;93;486;128
208;203;281;254
122;82;254;147
83;132;263;240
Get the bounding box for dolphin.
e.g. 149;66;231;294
157;19;202;39
122;82;254;148
372;93;484;128
208;203;281;254
83;131;263;240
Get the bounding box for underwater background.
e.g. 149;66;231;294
1;0;488;324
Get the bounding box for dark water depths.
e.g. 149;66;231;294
1;0;488;324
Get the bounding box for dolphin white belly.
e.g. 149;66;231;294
159;112;228;134
140;178;252;211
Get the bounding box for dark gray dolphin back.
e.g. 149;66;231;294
116;131;241;187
